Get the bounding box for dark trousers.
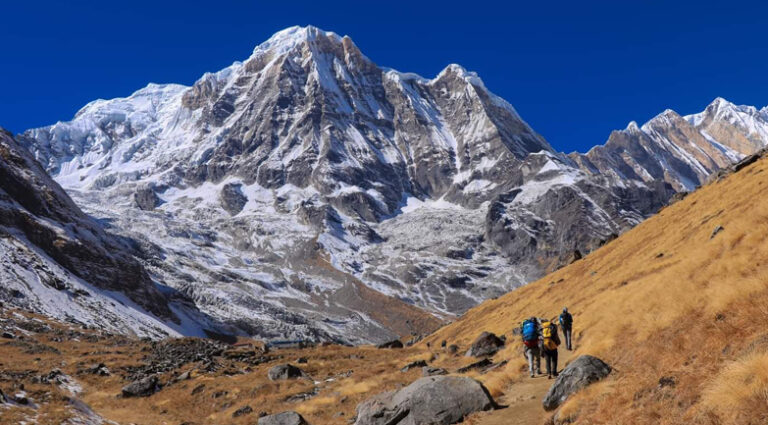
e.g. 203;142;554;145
563;326;572;350
543;348;558;376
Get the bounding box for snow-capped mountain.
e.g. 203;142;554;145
15;26;768;343
571;99;768;191
0;128;211;338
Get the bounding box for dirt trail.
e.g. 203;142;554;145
468;349;576;425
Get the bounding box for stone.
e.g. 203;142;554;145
711;225;725;239
219;183;248;216
2;332;15;339
465;332;505;357
121;375;160;398
134;185;160;211
456;359;493;374
658;376;676;388
422;367;448;377
542;355;612;411
268;364;305;381
400;360;428;372
376;340;403;349
233;405;253;417
354;376;495;425
258;411;309;425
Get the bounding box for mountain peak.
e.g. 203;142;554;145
247;25;344;60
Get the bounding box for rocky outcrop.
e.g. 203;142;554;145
219;183;248;215
134;185;160;211
377;340;404;349
258;411;308;425
268;364;305;381
465;332;505;357
122;375;160;397
542;355;612;411
422;366;448;377
354;376;495;425
0;129;174;324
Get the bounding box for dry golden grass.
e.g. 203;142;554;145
421;156;768;424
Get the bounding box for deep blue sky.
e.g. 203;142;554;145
2;1;767;153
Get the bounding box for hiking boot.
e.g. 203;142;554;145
530;373;535;378
548;375;552;379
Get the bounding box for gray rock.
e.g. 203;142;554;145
268;364;305;381
233;405;253;417
219;183;248;216
422;366;448;377
354;376;495;425
376;340;403;349
258;411;308;425
542;355;612;411
134;185;160;211
121;375;160;398
456;359;493;374
465;332;505;357
711;225;724;239
400;360;427;372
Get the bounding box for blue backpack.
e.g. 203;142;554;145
522;319;537;342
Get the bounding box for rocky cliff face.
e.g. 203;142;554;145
0;129;188;337
16;26;768;343
570;99;768;191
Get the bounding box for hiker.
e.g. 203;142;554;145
559;307;573;350
521;317;541;378
540;319;561;379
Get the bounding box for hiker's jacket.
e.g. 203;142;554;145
559;312;573;329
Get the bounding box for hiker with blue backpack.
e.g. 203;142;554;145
521;317;541;378
559;307;573;350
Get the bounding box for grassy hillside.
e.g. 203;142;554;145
424;153;768;424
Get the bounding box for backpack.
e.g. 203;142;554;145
541;321;558;350
522;319;537;347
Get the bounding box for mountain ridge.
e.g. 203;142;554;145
12;25;768;343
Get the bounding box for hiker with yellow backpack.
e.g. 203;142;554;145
540;319;561;379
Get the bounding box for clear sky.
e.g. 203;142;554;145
2;0;766;153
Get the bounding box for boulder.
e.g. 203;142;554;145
542;355;612;411
219;183;248;216
258;411;308;425
268;364;305;381
376;339;403;349
354;376;495;425
121;375;160;398
465;332;504;357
